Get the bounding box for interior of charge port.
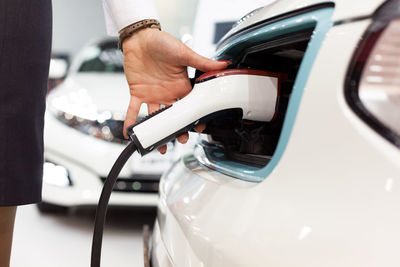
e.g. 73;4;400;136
200;29;314;167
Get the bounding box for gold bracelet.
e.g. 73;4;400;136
118;19;161;51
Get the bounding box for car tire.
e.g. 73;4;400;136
37;202;69;214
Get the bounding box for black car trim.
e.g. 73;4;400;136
235;29;314;67
333;15;372;26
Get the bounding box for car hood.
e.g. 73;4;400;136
47;73;138;119
219;0;386;47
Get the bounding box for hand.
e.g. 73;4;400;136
122;28;228;154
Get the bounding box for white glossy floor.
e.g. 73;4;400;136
11;204;156;267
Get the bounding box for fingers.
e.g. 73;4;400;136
123;96;142;139
147;103;160;115
177;133;189;144
182;47;229;72
194;123;206;133
157;145;167;154
157;132;188;154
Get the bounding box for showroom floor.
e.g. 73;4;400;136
11;205;156;267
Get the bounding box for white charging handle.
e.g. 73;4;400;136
128;69;282;155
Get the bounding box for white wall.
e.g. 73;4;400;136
155;0;198;38
52;0;107;57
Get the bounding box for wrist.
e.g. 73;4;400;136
122;27;160;53
118;19;161;52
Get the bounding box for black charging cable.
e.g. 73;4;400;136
91;142;138;267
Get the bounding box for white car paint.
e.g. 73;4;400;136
151;0;400;266
222;0;385;39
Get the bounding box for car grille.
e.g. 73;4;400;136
100;174;160;193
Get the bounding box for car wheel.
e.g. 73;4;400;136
37;202;69;214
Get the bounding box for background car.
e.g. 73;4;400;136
40;38;194;212
150;0;400;266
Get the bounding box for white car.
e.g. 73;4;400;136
150;0;400;266
40;38;192;212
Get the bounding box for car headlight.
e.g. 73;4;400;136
53;109;126;143
346;0;400;147
48;89;128;144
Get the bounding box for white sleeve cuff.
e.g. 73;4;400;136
103;0;159;36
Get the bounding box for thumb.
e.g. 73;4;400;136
183;48;229;72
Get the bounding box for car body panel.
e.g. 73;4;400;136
221;0;386;44
42;149;159;207
152;5;400;266
151;221;174;267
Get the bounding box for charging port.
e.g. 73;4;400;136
198;29;314;167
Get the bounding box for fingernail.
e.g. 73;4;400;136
219;60;231;64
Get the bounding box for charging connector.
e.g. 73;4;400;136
128;69;281;155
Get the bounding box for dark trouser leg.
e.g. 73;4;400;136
0;0;52;263
0;0;52;205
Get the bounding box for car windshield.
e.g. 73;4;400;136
78;40;123;73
